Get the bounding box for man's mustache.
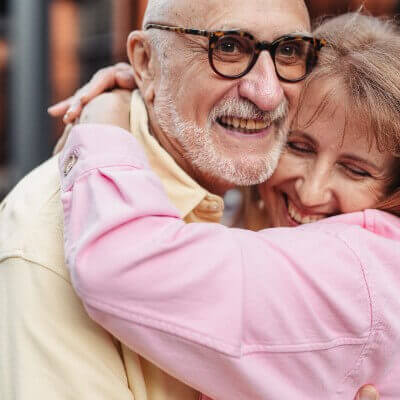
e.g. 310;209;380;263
210;97;289;125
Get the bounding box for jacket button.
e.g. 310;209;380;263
64;154;77;176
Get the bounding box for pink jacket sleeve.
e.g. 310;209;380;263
59;124;376;400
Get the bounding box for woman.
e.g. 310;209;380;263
58;13;398;399
241;13;400;231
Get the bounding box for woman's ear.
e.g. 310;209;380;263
127;31;155;103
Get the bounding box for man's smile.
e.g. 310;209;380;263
217;116;273;137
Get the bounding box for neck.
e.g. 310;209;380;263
150;123;234;197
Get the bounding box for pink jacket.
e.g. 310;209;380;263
60;125;400;400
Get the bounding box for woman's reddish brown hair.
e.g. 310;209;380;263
241;12;400;229
305;12;400;216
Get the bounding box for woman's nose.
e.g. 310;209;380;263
294;171;333;209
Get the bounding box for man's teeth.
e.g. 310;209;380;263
287;200;324;224
220;116;268;130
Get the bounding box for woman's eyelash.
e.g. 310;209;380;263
287;142;313;153
341;164;372;177
287;141;373;178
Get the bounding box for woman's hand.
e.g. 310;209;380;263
79;89;131;129
355;384;379;400
53;89;132;154
48;63;136;124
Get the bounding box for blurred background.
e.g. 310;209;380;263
0;0;399;200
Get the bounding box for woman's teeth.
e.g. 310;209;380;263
220;116;269;131
287;199;324;224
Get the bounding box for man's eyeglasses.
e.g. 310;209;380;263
145;23;326;82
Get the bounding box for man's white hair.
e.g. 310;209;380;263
141;0;176;66
142;0;170;27
143;0;203;28
153;77;290;186
141;0;305;185
143;0;205;60
143;0;310;29
143;0;310;63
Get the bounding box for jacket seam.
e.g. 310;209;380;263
333;230;380;395
77;291;241;356
242;336;368;354
0;254;72;285
232;229;370;356
62;163;143;192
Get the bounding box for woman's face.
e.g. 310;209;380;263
258;82;395;228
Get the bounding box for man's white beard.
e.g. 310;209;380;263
153;85;289;186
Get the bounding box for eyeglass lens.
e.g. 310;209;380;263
211;35;315;81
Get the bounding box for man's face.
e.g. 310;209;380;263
151;0;310;187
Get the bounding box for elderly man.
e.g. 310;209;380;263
0;0;376;399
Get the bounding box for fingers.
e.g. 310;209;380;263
48;89;86;124
65;65;134;124
47;98;73;117
79;63;133;102
63;100;83;124
355;384;379;400
115;70;136;90
114;62;135;85
48;62;134;124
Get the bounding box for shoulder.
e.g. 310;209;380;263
0;156;67;278
246;211;400;268
79;89;132;131
1;155;61;226
84;89;132;111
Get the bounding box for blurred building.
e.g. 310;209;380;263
0;0;147;198
0;0;399;199
0;1;8;195
306;0;399;19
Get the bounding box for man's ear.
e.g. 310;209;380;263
127;31;156;104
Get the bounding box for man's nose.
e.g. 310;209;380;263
294;170;333;209
238;52;284;112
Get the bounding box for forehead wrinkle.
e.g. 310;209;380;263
205;10;310;39
144;0;310;33
206;22;309;37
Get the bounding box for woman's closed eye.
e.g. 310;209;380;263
287;140;315;154
339;162;372;178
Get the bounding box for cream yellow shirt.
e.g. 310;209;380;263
0;91;223;400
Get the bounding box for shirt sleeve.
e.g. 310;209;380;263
59;124;374;399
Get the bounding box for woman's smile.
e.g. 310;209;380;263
284;193;328;225
258;78;394;229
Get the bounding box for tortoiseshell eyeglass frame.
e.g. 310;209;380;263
145;23;327;82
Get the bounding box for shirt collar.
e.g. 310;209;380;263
129;90;223;220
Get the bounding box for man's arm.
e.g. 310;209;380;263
0;257;135;400
59;124;381;399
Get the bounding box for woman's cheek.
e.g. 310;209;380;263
337;178;382;213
